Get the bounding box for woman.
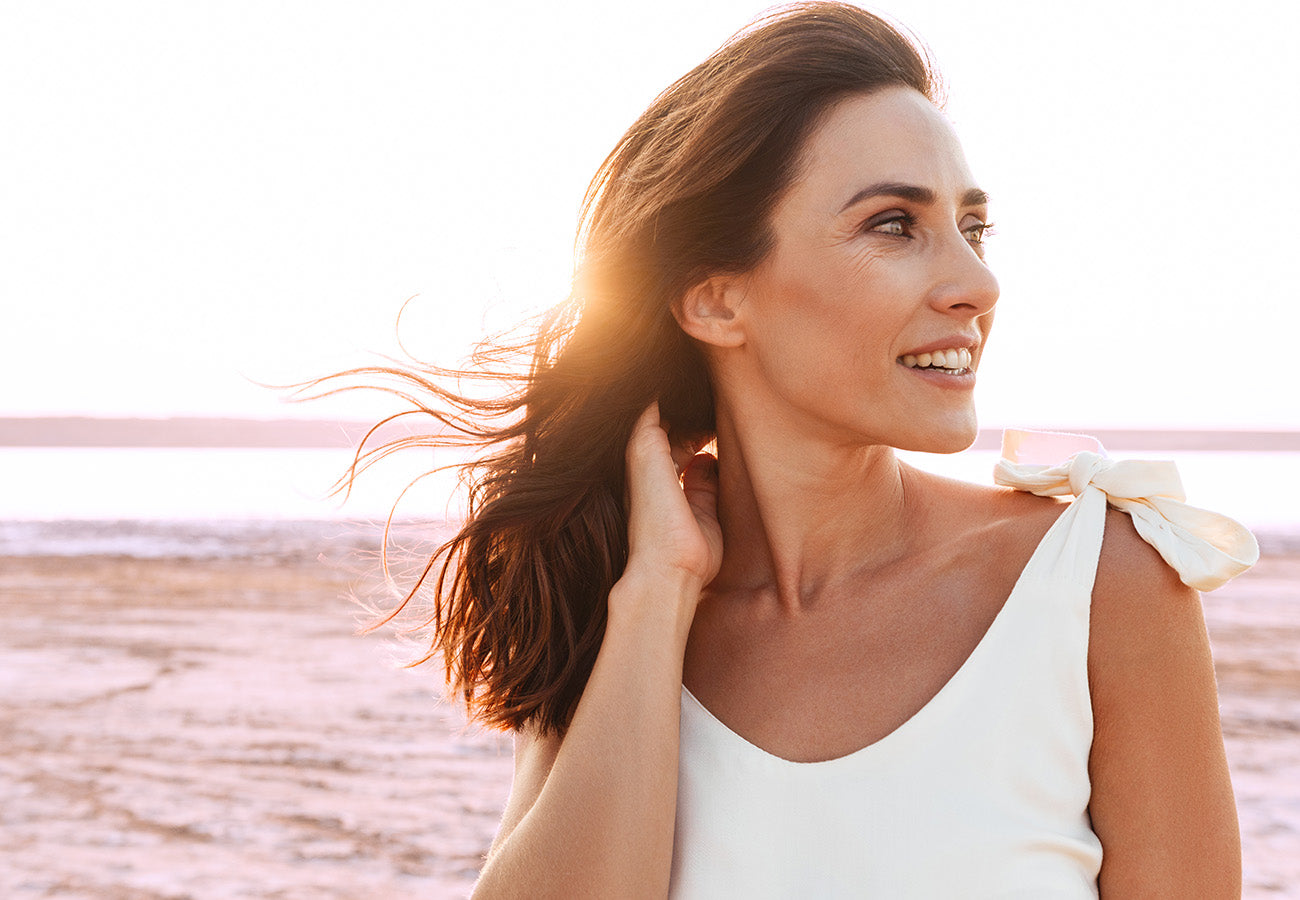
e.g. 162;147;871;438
333;3;1257;895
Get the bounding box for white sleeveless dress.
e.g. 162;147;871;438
668;430;1258;899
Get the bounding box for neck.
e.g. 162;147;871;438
708;403;917;613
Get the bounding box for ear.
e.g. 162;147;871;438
672;273;748;349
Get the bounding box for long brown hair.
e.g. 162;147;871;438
306;2;938;735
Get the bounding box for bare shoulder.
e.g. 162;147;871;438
1090;506;1202;672
1085;507;1241;894
902;463;1068;555
1087;504;1212;745
486;724;563;859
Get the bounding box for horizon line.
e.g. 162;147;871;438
0;416;1297;452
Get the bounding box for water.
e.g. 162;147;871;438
0;517;382;561
2;447;1295;557
894;448;1298;531
0;447;468;522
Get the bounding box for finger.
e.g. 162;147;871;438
681;451;719;515
669;441;696;478
625;401;680;505
632;400;662;434
626;401;663;462
626;401;669;464
623;402;659;511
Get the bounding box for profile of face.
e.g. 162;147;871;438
694;86;999;454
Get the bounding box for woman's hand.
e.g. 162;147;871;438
622;401;723;595
474;402;719;900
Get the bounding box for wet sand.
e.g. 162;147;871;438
1;548;1296;898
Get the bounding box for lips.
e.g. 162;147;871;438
896;333;979;376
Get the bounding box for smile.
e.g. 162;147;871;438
898;347;972;374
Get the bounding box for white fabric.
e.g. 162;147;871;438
668;430;1257;898
993;429;1258;592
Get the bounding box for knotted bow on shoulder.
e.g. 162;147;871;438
993;429;1259;592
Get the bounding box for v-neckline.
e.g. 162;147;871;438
681;502;1075;768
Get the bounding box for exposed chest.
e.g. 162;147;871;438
681;533;1037;763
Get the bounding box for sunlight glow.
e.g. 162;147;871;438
3;0;1297;428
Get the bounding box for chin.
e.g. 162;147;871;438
889;416;979;454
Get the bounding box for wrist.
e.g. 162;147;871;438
618;560;706;604
607;565;702;644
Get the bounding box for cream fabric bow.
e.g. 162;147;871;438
993;429;1259;592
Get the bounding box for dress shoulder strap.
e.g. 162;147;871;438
993;428;1259;592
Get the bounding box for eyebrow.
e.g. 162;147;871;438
837;181;990;214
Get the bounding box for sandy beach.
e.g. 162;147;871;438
1;528;1296;898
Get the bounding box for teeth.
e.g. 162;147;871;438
900;347;972;371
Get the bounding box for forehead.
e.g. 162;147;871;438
788;86;975;210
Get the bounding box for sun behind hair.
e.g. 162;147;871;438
298;2;940;735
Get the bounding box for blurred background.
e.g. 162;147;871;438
2;0;1298;522
1;2;1297;897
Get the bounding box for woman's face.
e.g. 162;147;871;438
730;85;999;453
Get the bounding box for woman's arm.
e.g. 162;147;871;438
1088;508;1241;898
471;403;722;899
472;571;698;899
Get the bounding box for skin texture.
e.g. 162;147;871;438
474;407;716;899
695;86;998;459
474;87;1240;897
1088;508;1241;895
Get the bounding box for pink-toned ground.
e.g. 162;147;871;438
0;550;1296;898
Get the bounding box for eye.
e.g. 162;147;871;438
962;220;995;245
866;212;915;236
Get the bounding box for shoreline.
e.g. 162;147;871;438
4;516;1298;560
5;416;1298;451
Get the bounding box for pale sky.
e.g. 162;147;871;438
3;0;1298;429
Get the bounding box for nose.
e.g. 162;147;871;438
925;236;999;317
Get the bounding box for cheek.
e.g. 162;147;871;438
754;251;880;332
744;248;915;385
746;284;852;374
748;298;898;398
